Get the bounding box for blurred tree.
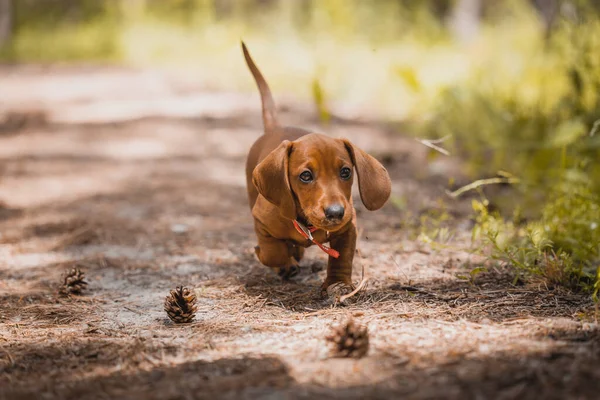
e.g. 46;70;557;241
0;0;11;46
530;0;600;38
533;0;559;37
449;0;481;43
429;0;454;18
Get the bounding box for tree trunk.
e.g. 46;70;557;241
449;0;481;44
0;0;12;47
532;0;559;39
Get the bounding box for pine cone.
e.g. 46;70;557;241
59;267;88;295
164;286;198;323
325;317;369;358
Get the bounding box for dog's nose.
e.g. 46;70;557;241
324;204;345;220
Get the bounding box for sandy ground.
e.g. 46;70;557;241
0;66;599;400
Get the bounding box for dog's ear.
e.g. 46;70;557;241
252;140;297;220
342;139;391;211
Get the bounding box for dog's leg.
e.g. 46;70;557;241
254;234;299;279
291;245;305;263
321;225;356;297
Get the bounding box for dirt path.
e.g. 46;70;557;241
0;67;598;399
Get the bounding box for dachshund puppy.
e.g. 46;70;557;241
242;42;391;296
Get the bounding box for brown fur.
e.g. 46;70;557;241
242;42;391;294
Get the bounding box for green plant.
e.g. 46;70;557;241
425;14;600;188
419;8;600;296
456;265;488;286
471;172;600;291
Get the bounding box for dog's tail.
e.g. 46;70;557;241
241;41;278;132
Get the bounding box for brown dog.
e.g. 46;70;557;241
242;42;391;295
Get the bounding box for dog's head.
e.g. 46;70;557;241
252;134;391;232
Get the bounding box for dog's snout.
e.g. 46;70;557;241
324;204;345;220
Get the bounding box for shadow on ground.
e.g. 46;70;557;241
2;331;599;400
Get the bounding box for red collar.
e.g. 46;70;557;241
292;220;340;258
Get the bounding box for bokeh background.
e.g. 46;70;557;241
2;0;599;121
2;1;600;398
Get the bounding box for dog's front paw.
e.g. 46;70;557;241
320;281;356;303
276;264;300;280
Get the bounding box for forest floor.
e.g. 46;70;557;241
0;66;599;400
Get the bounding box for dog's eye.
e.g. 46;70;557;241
299;171;313;183
340;167;352;180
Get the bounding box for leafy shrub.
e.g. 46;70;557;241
472;177;600;292
423;8;600;295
